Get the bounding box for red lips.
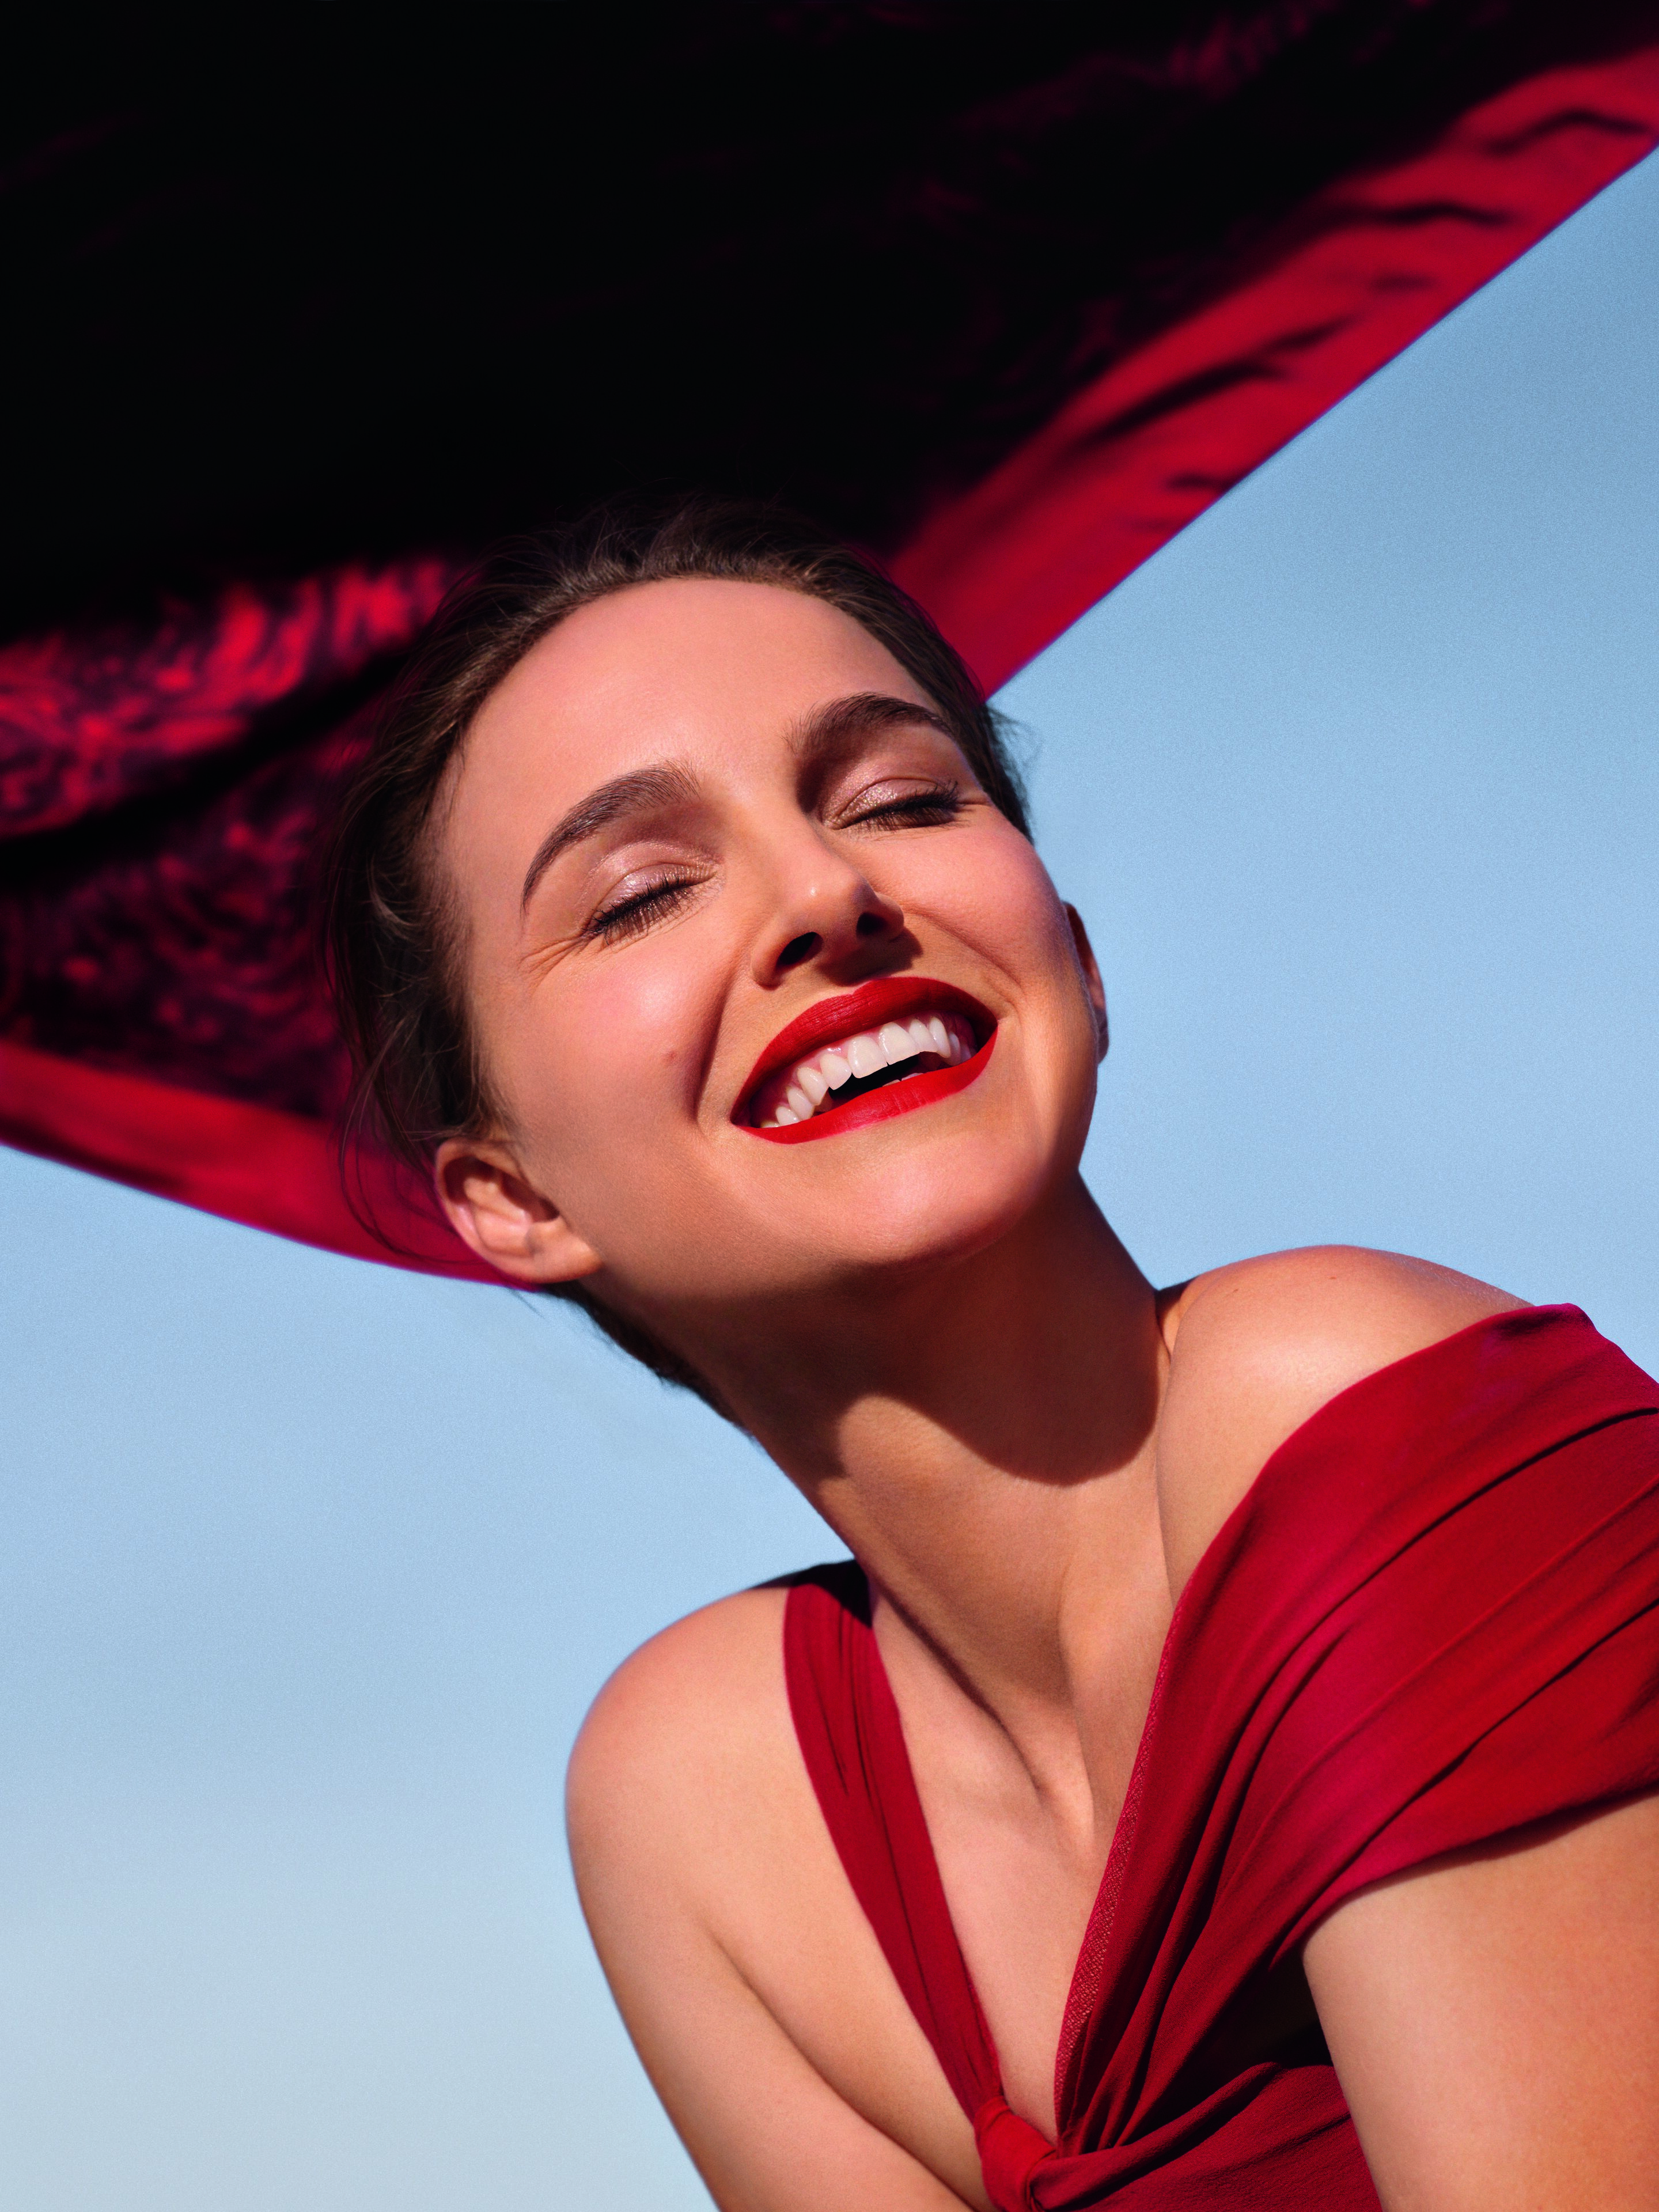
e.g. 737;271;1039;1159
737;975;997;1145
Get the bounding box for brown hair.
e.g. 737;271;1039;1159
321;494;1030;1407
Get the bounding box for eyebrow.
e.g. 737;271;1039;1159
788;691;955;765
519;761;700;911
516;694;954;912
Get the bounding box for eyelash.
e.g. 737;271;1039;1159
584;785;963;944
844;782;963;830
588;878;702;945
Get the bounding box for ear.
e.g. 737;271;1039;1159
433;1137;603;1286
1062;903;1109;1063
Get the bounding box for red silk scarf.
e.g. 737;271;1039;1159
3;26;1659;1270
785;1307;1659;2209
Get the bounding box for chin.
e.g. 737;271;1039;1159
577;1043;1096;1312
748;1103;1080;1297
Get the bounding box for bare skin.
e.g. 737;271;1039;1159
424;578;1659;2210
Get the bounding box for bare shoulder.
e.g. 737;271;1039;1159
567;1582;987;2206
1154;1247;1527;1596
566;1580;794;1912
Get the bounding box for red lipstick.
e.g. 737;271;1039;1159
736;976;996;1145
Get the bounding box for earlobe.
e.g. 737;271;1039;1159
1062;902;1109;1062
433;1138;604;1286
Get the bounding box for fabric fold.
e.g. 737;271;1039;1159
785;1306;1659;2207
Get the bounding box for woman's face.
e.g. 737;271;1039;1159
434;578;1105;1324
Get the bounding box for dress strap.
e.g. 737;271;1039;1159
783;1565;1003;2125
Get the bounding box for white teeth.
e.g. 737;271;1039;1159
755;1005;984;1127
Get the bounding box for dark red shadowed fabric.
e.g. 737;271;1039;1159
783;1308;1659;2210
4;19;1659;1266
0;558;493;1275
895;50;1659;694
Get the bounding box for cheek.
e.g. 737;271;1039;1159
941;834;1100;1125
489;947;721;1183
917;825;1080;1007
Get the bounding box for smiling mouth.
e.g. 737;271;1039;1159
751;1010;978;1128
738;979;996;1145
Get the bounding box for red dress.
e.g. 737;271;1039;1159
785;1306;1659;2210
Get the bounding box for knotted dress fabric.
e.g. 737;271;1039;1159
784;1307;1659;2209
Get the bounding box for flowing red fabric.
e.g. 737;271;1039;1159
3;27;1659;1266
785;1306;1659;2210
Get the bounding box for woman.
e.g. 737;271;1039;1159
324;499;1659;2211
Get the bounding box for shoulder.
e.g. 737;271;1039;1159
566;1581;794;1906
1153;1246;1527;1596
566;1581;994;2203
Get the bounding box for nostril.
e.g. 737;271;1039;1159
855;911;888;938
778;932;820;971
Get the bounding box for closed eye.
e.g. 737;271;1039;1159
843;782;963;831
586;876;703;945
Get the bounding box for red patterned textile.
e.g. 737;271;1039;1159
0;559;486;1274
3;16;1658;1270
785;1308;1659;2209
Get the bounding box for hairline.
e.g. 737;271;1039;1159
376;554;1020;1157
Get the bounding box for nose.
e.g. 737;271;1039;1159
750;829;907;986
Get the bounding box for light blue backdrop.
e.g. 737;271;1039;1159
2;152;1655;2212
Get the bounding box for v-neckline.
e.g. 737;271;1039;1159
861;1547;1191;2149
851;1308;1539;2143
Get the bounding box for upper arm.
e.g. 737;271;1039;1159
1304;1792;1659;2211
1154;1246;1526;1595
567;1592;986;2212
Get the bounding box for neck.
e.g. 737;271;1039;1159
665;1175;1170;1747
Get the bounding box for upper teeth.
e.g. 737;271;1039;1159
756;1012;976;1127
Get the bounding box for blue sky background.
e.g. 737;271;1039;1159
2;152;1656;2212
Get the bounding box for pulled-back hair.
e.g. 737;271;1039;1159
321;495;1029;1406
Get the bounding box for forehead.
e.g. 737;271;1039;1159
449;577;930;839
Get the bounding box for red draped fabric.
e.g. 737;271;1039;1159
896;51;1659;690
785;1307;1659;2209
3;17;1658;1271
